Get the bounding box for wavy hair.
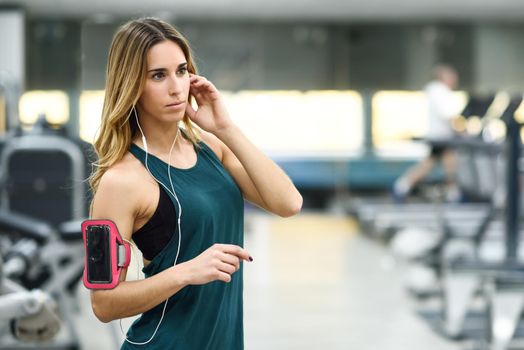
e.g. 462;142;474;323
89;17;200;196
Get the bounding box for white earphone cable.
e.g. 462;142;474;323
118;106;183;346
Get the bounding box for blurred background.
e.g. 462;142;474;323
1;1;524;349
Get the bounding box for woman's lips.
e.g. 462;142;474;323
166;101;185;110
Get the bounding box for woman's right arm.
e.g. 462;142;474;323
89;169;251;323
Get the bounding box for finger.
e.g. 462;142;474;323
217;271;232;283
190;76;217;93
189;74;206;84
217;261;237;275
220;253;241;271
190;79;211;89
190;74;206;81
217;244;252;262
185;103;197;120
204;81;218;94
191;92;205;106
189;88;205;105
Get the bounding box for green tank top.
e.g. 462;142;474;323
122;136;244;349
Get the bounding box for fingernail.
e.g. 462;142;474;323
249;256;253;262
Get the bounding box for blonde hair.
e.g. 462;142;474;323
89;17;201;196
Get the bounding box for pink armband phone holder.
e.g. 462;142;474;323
82;219;131;290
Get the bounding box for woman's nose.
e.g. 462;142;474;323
168;75;182;95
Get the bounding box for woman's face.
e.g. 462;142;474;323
137;40;190;125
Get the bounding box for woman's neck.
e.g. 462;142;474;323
136;122;183;156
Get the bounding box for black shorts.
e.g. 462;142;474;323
430;145;448;158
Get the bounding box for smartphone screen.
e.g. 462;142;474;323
86;225;112;284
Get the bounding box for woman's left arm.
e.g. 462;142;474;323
186;74;303;217
216;126;302;217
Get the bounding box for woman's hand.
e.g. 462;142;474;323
179;243;252;285
185;74;233;135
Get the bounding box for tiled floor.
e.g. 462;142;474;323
242;212;460;350
67;211;463;349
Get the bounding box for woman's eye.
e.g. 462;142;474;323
152;72;165;80
177;67;188;75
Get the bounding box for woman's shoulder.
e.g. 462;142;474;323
97;152;146;200
199;130;224;161
91;152;150;238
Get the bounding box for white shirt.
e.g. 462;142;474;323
425;81;460;140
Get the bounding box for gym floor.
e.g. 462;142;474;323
73;211;461;350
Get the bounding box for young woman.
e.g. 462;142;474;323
88;17;302;349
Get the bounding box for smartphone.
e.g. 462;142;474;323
85;224;112;284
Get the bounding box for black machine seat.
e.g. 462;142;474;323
0;134;90;226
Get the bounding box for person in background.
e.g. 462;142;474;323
393;64;462;203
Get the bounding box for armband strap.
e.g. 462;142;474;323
117;244;131;268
